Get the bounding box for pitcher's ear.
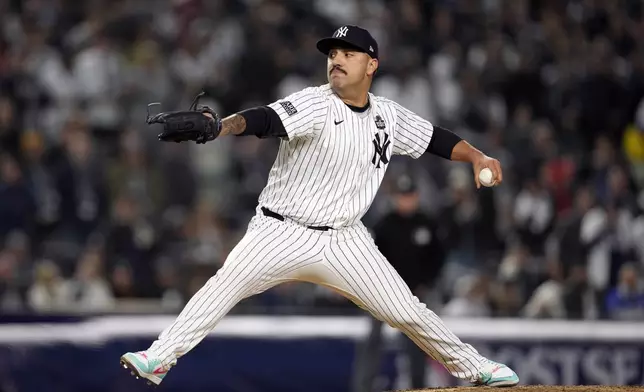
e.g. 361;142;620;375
368;58;379;76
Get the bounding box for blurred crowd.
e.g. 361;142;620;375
0;0;643;320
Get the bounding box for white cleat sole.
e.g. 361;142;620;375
120;356;163;386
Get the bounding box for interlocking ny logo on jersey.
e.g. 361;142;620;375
334;26;349;38
372;133;391;168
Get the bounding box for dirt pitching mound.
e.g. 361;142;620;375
391;386;644;392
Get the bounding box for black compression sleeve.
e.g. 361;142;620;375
425;125;463;160
238;106;287;138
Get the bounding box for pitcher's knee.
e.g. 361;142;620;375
382;297;438;327
382;308;426;330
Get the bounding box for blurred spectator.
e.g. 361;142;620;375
124;39;172;125
21;130;60;246
183;200;226;266
66;246;114;312
522;261;565;319
552;186;594;278
442;274;491;318
428;41;463;125
3;231;32;296
490;244;531;317
373;175;446;301
440;167;482;272
520;121;559;179
489;278;524;318
504;103;533;158
581;194;635;318
622;99;644;188
607;164;637;213
502;48;546;121
170;28;212;96
26;260;69;312
0;248;23;311
372;47;436;122
0;231;32;311
457;67;507;135
467;29;519;93
633;211;644;267
49;117;108;247
155;258;184;311
110;262;136;299
513;172;555;257
107;129;165;216
605;262;644;320
0;154;34;241
72;32;124;137
0;96;19;156
591;136;618;205
578;36;626;149
105;192;158;297
542;156;577;216
159;144;198;211
563;264;592;319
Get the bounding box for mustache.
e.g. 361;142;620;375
330;65;346;75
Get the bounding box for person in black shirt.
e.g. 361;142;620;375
352;174;447;392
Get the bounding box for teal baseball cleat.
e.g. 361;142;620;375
474;359;520;387
120;351;172;386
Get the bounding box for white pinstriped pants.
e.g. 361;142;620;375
149;213;485;381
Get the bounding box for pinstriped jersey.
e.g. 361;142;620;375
260;83;434;228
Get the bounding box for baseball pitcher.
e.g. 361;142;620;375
120;25;519;388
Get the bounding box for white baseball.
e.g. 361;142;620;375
478;167;495;187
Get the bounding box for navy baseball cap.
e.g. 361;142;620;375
393;175;417;194
316;25;379;59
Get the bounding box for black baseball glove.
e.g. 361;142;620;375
146;92;222;144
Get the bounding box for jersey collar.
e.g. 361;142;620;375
345;99;370;113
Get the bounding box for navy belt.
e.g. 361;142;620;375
261;207;333;231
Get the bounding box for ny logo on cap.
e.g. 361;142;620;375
334;26;349;38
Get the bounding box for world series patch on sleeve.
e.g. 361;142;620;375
279;101;298;116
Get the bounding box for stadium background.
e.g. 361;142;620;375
1;0;644;391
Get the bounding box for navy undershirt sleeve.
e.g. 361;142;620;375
425;125;463;160
237;106;288;138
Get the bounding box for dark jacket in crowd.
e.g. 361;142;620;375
373;211;446;293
